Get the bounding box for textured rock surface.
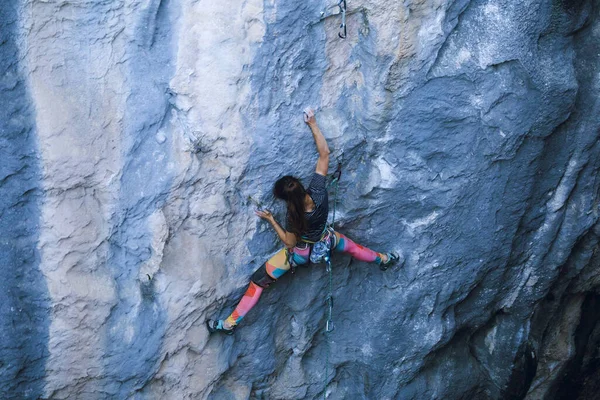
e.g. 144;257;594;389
1;0;599;399
0;2;49;399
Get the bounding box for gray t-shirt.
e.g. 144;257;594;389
301;173;329;242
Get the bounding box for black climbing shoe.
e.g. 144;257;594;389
206;319;235;335
379;252;403;271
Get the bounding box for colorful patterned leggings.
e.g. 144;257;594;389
225;232;385;327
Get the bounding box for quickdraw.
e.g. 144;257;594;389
337;0;347;39
320;0;347;39
167;90;206;154
247;195;264;211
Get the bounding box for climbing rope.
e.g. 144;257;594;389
323;161;342;399
329;162;342;226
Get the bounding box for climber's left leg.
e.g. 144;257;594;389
332;231;403;270
333;231;386;263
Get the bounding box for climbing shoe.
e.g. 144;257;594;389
206;319;235;335
379;252;403;271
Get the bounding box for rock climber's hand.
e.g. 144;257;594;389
255;209;274;223
303;107;316;126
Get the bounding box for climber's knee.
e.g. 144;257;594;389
251;264;276;288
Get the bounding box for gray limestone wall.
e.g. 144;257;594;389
0;0;598;399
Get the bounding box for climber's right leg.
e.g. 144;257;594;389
208;246;309;333
223;281;264;329
224;248;293;328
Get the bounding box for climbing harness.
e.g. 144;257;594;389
320;0;347;39
310;227;335;264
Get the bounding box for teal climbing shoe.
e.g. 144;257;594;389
379;252;403;271
206;319;235;335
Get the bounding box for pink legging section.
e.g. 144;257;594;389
224;231;385;327
225;281;263;327
333;232;384;263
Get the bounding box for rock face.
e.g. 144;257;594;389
1;0;599;399
0;3;49;399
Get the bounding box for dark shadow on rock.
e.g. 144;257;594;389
0;2;50;398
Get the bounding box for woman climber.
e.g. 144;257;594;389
207;108;403;334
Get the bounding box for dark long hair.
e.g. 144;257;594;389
273;176;308;238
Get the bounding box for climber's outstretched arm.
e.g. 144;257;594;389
304;108;330;176
255;210;297;248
